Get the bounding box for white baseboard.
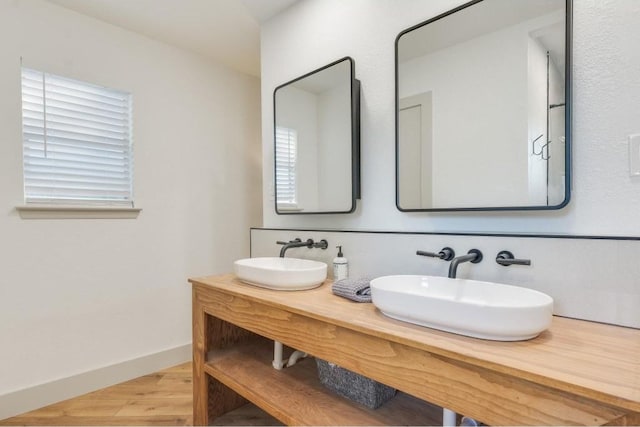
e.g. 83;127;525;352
0;343;192;420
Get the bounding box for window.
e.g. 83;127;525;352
275;126;297;207
21;68;133;206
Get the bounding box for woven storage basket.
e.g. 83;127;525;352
315;358;396;409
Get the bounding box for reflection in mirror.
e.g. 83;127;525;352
274;57;360;214
396;0;571;211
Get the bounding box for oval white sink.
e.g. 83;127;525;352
234;257;327;291
370;275;553;341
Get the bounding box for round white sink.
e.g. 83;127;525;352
234;257;327;291
370;275;553;341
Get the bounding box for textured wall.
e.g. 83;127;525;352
260;0;640;236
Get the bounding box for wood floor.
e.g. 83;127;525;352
1;361;418;426
0;363;194;426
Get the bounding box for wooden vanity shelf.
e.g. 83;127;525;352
204;339;442;425
190;274;640;426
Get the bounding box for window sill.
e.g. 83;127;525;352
15;205;142;219
277;206;303;212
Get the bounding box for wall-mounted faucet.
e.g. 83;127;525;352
448;249;483;278
277;238;328;257
416;247;455;261
496;250;531;267
313;239;329;250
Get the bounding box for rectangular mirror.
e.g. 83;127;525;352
274;57;360;214
396;0;572;211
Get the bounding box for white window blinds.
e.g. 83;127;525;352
21;68;133;205
275;126;297;206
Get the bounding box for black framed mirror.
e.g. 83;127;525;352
395;0;572;212
274;57;360;215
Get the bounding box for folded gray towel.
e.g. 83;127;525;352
332;277;372;303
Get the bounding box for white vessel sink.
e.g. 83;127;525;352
234;257;327;291
370;275;553;341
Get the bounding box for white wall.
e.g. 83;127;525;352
261;0;640;236
0;0;261;410
527;36;550;205
317;83;352;211
399;18;531;208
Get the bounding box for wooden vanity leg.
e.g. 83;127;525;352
193;289;209;426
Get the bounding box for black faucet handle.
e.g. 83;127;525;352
416;247;455;261
276;238;302;245
313;239;328;249
496;250;531;267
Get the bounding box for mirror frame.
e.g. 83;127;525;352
395;0;573;212
273;56;361;215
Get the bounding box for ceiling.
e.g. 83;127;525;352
399;0;565;63
46;0;300;77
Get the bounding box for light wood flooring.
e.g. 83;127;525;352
1;361;432;426
1;363;194;426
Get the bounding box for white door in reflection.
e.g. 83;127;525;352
399;92;433;209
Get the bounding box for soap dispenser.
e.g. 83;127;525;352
333;246;348;281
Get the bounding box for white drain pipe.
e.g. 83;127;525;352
272;340;286;370
286;349;308;367
443;408;457;426
272;340;307;370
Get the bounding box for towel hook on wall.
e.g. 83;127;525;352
532;133;551;160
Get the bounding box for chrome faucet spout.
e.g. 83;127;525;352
448;249;483;278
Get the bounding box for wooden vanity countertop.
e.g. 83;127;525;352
189;274;640;414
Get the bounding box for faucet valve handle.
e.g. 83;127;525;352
496;250;531;267
313;239;328;249
276;238;302;245
416;247;455;261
